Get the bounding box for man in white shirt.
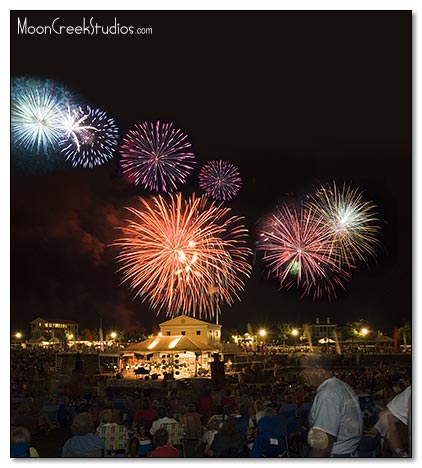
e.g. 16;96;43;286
149;406;177;436
374;385;411;457
301;354;363;457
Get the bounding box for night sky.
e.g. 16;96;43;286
10;10;412;336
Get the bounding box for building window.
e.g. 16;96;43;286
166;331;171;336
181;331;186;335
196;330;201;335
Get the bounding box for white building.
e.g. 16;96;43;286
29;317;79;341
159;314;221;346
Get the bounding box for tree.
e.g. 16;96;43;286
221;328;239;344
342;319;371;341
276;323;292;348
398;322;411;346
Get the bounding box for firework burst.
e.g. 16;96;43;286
120;121;195;192
11;78;69;154
257;202;350;299
199;160;242;201
113;193;251;319
306;182;382;267
60;105;119;168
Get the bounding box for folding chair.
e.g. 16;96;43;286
250;415;288;458
161;421;185;456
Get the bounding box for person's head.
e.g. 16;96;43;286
10;427;31;458
153;428;170;447
157;406;167;418
263;407;277;417
300;354;333;387
187;403;196;413
205;417;220;431
11;427;31;445
100;409;113;424
71;412;94;436
126;437;140;457
254;400;264;412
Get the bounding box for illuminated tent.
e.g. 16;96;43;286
123;335;219;354
122;335;219;378
318;337;335;344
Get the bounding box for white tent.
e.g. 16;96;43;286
318;337;335;344
123;335;219;354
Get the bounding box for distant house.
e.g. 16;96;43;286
311;317;338;342
159;315;221;346
29;317;79;341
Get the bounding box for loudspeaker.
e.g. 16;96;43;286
211;360;225;385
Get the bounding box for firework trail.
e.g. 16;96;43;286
306;182;382;267
113;193;251;319
257;201;350;299
11;78;70;154
199;160;242;201
60;105;119;168
120;121;195;192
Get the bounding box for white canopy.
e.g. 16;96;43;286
318;337;335;344
122;335;219;355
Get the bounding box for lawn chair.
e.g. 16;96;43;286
250;414;288;458
160;421;185;456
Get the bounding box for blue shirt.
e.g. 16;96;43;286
62;433;105;457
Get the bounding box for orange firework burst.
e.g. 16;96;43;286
113;193;252;319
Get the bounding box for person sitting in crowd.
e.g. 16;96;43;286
150;406;177;436
125;437;140;458
62;412;105;457
208;416;245;457
95;408;128;455
133;398;158;433
373;385;411;457
179;403;202;456
221;389;236;413
301;354;362;458
147;428;179;457
10;426;40;458
199;416;220;456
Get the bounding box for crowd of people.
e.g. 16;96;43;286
10;346;411;458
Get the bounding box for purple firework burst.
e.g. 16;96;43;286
257;201;351;299
120;121;195;192
199;160;242;201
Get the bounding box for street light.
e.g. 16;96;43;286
361;328;369;336
259;329;266;353
291;328;299;349
15;332;22;339
110;332;117;339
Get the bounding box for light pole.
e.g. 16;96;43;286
13;332;23;346
259;329;266;354
360;328;369;352
291;328;299;349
